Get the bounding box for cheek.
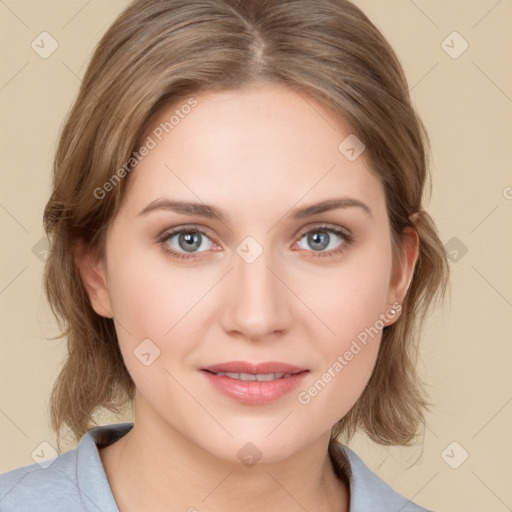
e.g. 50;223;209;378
297;342;380;433
295;238;391;418
302;236;392;344
106;249;190;407
107;239;207;337
297;313;382;429
105;242;219;379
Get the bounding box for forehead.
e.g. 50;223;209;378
118;83;385;223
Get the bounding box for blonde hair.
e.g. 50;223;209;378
43;0;449;450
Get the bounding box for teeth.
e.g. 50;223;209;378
214;371;291;381
256;373;279;381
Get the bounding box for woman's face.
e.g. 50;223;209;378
82;83;416;463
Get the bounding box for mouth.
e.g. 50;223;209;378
200;361;309;404
202;370;303;381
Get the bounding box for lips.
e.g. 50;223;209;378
201;361;308;375
200;361;309;405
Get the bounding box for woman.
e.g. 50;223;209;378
0;0;449;510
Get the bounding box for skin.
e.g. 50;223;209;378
76;82;419;512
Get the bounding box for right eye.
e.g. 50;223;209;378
158;225;218;260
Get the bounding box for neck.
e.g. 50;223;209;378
99;405;350;512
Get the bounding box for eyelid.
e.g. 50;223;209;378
294;222;353;240
157;223;217;243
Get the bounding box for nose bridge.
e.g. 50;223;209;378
221;238;291;338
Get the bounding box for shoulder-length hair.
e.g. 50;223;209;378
43;0;449;450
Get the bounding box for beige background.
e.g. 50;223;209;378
1;1;511;510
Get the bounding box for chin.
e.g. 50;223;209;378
201;425;320;466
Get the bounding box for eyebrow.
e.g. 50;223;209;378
137;196;373;221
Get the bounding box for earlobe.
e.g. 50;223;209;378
384;300;402;327
73;241;113;319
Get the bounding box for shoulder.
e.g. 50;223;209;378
0;447;82;512
329;440;435;512
0;423;132;512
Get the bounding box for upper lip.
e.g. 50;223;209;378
201;361;308;375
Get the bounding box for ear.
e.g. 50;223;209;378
73;240;113;319
384;226;419;325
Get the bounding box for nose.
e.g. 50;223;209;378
219;243;293;341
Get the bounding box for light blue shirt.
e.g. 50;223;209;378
0;422;432;511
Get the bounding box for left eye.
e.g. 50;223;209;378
296;227;348;254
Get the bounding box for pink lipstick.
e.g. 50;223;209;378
200;361;309;405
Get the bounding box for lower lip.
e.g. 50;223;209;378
201;370;309;405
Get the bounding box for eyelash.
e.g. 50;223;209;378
157;223;354;261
